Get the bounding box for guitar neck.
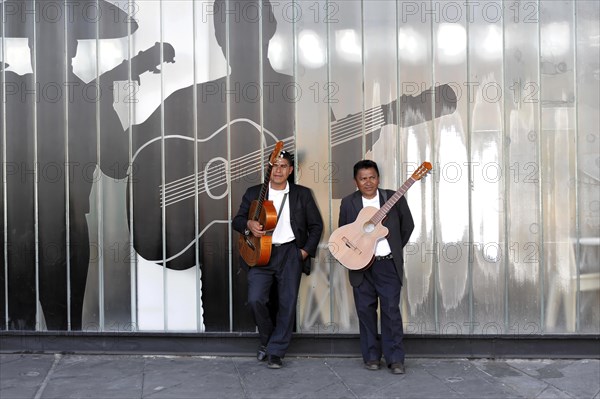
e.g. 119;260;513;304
160;136;293;209
370;177;416;225
330;105;387;147
252;163;274;221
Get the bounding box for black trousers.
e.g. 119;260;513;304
247;241;302;357
353;258;405;365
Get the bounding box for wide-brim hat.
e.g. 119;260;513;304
1;0;138;39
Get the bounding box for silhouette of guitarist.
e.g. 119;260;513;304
1;0;174;330
129;0;293;331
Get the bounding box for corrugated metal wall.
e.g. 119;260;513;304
1;0;598;334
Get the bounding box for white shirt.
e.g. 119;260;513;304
361;191;392;257
269;182;295;244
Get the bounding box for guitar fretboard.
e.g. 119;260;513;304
330;106;385;147
252;143;282;220
159;105;387;207
370;177;416;225
159;136;293;207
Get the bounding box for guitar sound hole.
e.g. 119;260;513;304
203;157;229;199
363;223;375;233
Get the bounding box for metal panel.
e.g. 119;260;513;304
0;0;598;336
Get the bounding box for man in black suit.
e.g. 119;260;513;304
233;151;323;369
338;160;414;374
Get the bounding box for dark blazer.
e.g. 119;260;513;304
233;182;324;275
338;189;414;287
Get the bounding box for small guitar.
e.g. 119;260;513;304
328;162;432;271
238;141;285;266
98;41;176;85
130;42;176;83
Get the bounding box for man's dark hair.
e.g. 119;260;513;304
279;150;294;165
353;160;379;178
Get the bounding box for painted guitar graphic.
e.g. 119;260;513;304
238;141;284;266
328;162;432;271
98;41;175;84
130;85;454;270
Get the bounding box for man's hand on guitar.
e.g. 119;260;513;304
246;220;265;237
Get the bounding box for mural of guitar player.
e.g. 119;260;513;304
128;0;457;331
1;0;174;330
129;0;293;331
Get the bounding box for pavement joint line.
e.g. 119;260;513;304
535;384;576;399
541;380;579;399
511;360;578;399
232;358;250;399
323;360;359;399
139;357;147;399
33;353;61;399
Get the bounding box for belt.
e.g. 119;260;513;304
374;253;393;261
273;240;295;247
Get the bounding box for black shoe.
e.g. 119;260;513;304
364;360;380;370
390;362;405;374
267;355;283;369
257;345;267;361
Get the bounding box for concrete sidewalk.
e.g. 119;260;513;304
1;354;599;398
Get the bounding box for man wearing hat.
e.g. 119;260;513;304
1;0;172;330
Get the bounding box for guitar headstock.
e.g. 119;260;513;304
411;162;432;181
268;141;285;165
132;42;176;83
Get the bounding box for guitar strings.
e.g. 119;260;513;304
160;105;389;207
162;111;385;207
163;107;381;195
160;137;294;206
330;106;383;131
161;150;260;206
370;178;415;225
162;145;277;206
330;107;386;146
331;112;386;147
332;113;385;141
162;110;383;206
330;88;438;145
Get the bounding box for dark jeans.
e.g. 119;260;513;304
247;241;303;357
353;258;405;366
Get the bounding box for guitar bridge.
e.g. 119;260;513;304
342;237;362;255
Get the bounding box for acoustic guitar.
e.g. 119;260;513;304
238;141;285;266
328;162;432;271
